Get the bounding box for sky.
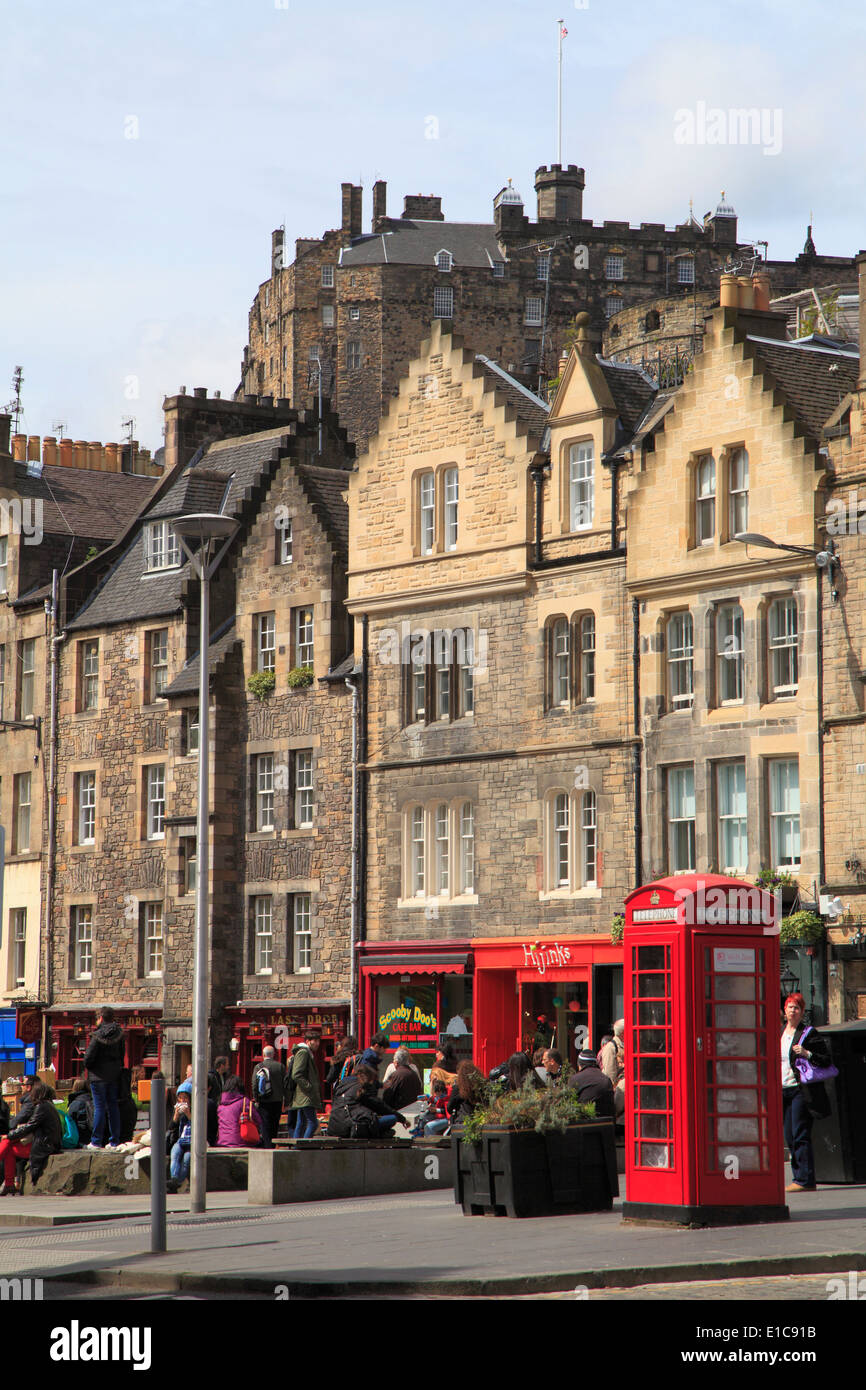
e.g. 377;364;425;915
2;0;866;451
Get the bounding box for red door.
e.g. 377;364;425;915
692;938;776;1206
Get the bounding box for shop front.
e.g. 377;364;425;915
46;1006;162;1080
473;935;623;1075
226;1000;350;1102
0;1009;39;1079
358;942;473;1081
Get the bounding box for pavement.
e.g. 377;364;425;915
0;1169;863;1299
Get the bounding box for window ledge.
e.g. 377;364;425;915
539;886;602;901
397;895;479;910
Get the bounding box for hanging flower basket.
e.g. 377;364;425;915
287;665;314;689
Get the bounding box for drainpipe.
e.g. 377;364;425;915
632;597;643;888
817;563;826;887
605;455;622;551
345;675;359;1037
41;570;60;1067
530;456;550;566
358;615;370;1033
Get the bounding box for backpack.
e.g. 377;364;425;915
59;1110;79;1150
254;1064;273;1101
339;1052;362;1084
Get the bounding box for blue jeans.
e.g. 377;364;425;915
424;1118;449;1136
293;1106;318;1139
170;1142;190;1183
90;1080;121;1147
783;1088;815;1187
376;1114;399;1136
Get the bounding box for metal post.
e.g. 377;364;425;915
150;1076;167;1252
190;544;210;1213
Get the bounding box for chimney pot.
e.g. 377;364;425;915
0;414;10;456
27;434;41;462
193;387;207;399
42;436;58;467
12;434;26;462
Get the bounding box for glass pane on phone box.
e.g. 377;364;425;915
714;1031;757;1058
715;1003;756;1028
638;1084;669;1110
716;1087;757;1113
638;1000;668;1025
640;1143;670;1168
714;974;757;1000
637;945;667;970
716;1116;760;1143
638;1056;668;1082
640;1112;669;1139
719;1145;760;1171
638;1027;668;1052
637;973;667;997
715;1059;758;1084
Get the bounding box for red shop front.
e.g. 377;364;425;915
226;1001;350;1101
47;1006;162;1081
358;942;474;1078
473;935;623;1075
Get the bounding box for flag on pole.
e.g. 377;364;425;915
561;24;568;37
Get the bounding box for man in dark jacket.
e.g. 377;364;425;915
83;1005;126;1149
568;1049;615;1117
251;1046;285;1149
208;1055;230;1104
288;1031;323;1139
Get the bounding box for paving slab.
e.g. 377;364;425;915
0;1173;862;1297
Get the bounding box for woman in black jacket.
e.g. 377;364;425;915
0;1083;62;1193
67;1078;94;1147
781;992;832;1192
447;1061;488;1126
327;1065;411;1139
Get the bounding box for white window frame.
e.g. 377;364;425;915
460;802;475;894
184;708;199;755
279;517;293;565
322;304;335;328
404;801;476;904
444;468;458;551
728;447;749;537
569;442;594;531
579;614;596;701
254;896;273;975
769;759;800;870
0;536;7;595
696;455;716;544
717;761;748;873
14;772;31;853
0;643;5;720
604;253;624;281
524;296;543;326
76;771;96;846
769;597;798;697
11;908;26;989
72;905;92;981
143;902;164;977
19;638;35;719
436;250;453;272
346;339;361;369
321;264;335;288
146;764;165;840
716;604;745;704
294;607;314;669
433;286;453;318
667;611;694;710
551;618;570;707
256;612;276;673
410;806;426;897
349;306;361;322
536;252;551;281
677;257;695;285
80;640;99;711
294;750;314;828
255;754;275;832
145;521;180;572
419;471;435;555
148;629;168;700
553;793;570;888
293;893;312;973
581;790;598;887
667;766;696;873
605;295;622;318
492;261;505;279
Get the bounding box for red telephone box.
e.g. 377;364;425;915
622;875;788;1226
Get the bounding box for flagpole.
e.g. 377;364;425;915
557;19;563;164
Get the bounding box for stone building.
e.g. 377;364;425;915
238;166;853;451
0;415;156;1073
41;391;356;1083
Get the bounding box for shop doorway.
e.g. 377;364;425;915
519;978;589;1066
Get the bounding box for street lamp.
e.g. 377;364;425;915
734;532;840;601
173;513;239;1213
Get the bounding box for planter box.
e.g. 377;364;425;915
454;1121;618;1218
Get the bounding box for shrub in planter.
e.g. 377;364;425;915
454;1079;618;1218
610;913;624;945
779;910;825;946
247;671;276;700
287;665;314;689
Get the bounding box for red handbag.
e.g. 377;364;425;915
239;1099;260;1146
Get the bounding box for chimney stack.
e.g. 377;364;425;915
402;194;443;221
372;179;387;230
341;182;363;243
0;414;10;456
272;227;285;275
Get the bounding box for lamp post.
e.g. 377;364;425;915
173;513;239;1214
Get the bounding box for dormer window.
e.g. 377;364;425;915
436;250;453;272
145;521;180;572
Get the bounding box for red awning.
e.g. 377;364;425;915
361;958;467;978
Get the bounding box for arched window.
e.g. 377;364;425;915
436;250;453;272
728;447;749;537
550;617;570;707
581;791;597;886
553;793;570;887
644;309;661;332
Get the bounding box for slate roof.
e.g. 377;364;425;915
598;360;658;437
339;221;506;270
474;356;549;436
13;463;156;540
163;618;239;697
746;336;860;443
